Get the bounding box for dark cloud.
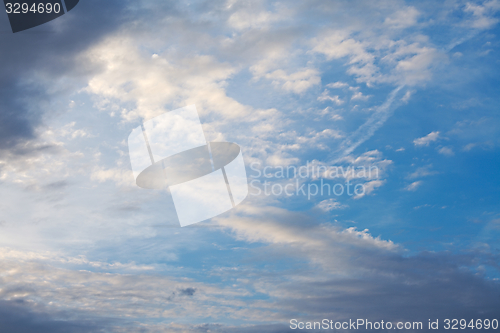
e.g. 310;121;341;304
0;0;138;151
178;323;291;333
0;300;105;333
179;287;196;296
274;252;500;324
42;180;68;189
214;207;500;332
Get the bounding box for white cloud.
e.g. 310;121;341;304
438;146;455;156
315;198;348;212
384;7;420;29
318;107;344;121
464;0;500;29
351;91;371;101
226;0;290;31
0;128;84;188
331;85;405;159
264;68;321;93
317;89;344;105
59;122;92;139
84;37;252;122
383;40;441;86
327;149;393;182
228;8;278;31
90;167;136;187
354;179;385;199
326;81;349;89
311;30;378;85
311;28;440;87
0;251;268;328
401;90;413;103
217;205;398;253
405;180;422;191
413;131;440;146
408;164;438;179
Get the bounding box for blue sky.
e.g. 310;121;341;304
0;0;499;331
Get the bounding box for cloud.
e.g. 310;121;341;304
84;37;247;122
213;206;500;327
317;89;344;105
217;205;399;252
413;131;440;146
0;128;80;188
264;68;321;93
0;300;106;333
0;205;498;333
90;167;135;187
0;250;267;330
464;0;500;29
315;198;348;211
383;40;442;86
384;6;420;29
317;107;344;121
179;287;197;296
226;0;288;31
350;91;371;101
250;149;392;201
438;146;455;156
354;179;386;199
325;149;393;182
311;30;378;84
80;23;302;169
0;0;131;152
401;90;413;103
326;81;348;88
405;180;422;191
59;122;92;139
330;85;405;159
408;164;438;179
489;218;500;230
0;1;499;332
311;25;441;87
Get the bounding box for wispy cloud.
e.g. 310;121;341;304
408;164;439;179
405;180;423;191
331;85;405;160
315;198;348;211
413;131;440;146
326;81;349;89
438;146;455;156
317;89;344;105
464;0;500;29
384;6;420;29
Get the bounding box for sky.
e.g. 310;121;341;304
0;0;499;332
